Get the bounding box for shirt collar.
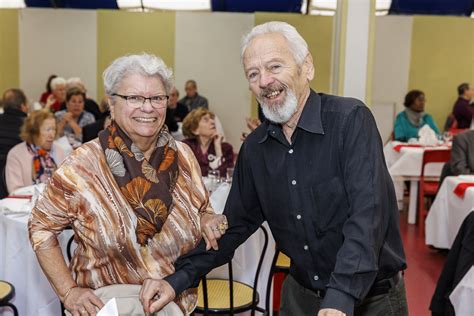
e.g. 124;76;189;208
259;89;324;143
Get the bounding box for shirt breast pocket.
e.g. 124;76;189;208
310;177;349;234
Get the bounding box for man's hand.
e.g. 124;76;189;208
318;308;346;316
200;213;228;250
140;279;176;315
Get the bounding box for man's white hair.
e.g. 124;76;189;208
241;21;309;65
102;53;173;96
50;77;66;90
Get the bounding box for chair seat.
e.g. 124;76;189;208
196;279;258;312
0;281;14;304
422;181;439;196
276;252;291;269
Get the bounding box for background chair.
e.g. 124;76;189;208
418;149;451;235
195;225;269;316
0;280;18;316
265;249;291;315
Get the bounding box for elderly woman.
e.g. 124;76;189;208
5;109;66;193
45;76;66;112
29;53;227;315
394;90;440;141
55;87;95;147
182;108;234;177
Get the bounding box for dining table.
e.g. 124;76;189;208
383;141;451;224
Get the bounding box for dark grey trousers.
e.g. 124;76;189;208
280;274;408;316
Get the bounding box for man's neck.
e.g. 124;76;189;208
282;87;311;143
461;95;471;101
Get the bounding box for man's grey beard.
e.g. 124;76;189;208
260;89;298;124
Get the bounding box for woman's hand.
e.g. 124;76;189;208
45;94;56;109
200;213;228;250
63;287;104;316
213;133;224;158
140;279;176;316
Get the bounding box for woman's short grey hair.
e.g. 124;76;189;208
50;77;66;90
241;21;309;66
102;53;173;96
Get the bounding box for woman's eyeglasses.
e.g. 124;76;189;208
112;93;169;109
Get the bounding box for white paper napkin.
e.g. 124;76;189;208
97;298;118;316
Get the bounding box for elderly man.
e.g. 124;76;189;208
142;22;408;316
0;89;28;197
179;80;208;110
453;83;474;129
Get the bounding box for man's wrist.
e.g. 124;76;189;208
320;288;355;316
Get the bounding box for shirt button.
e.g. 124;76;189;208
291;180;297;185
288;149;294;154
296;214;302;220
303;245;309;250
314;275;319;281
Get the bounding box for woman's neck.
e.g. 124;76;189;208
198;136;212;153
133;136;159;160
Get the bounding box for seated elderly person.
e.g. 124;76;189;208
45;76;66;113
55;87;95;147
440;130;474;185
394;90;440;142
29;53;227;315
182;108;234;177
5;109;66;193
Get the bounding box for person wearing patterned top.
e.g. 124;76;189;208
29;53;228;316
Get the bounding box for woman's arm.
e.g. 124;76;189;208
68;118;83;138
35;247;104;314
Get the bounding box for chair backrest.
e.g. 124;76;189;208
200;225;269;315
421;149;451;177
444;113;458;131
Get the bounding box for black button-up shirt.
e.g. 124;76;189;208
165;90;406;315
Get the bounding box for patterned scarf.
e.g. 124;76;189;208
98;121;179;246
405;108;425;127
27;143;57;185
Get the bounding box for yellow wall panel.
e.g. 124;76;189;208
409;16;474;129
0;9;19;95
97;10;175;99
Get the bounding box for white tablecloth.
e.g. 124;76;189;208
450;265;474;316
0;212;72;316
426;176;474;249
383;141;450;224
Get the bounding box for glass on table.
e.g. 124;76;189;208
207;170;220;192
226;168;234;184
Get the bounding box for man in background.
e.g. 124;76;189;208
0;88;29;197
453;83;474;129
179;80;208;111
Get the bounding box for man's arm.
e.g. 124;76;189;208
144;141;265;313
320;105;398;315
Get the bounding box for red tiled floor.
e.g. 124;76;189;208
400;211;447;316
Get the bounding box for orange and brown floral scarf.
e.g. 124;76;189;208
98;121;179;246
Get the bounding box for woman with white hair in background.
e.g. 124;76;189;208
28;53;228;316
45;76;66;113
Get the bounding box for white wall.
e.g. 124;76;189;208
19;8;97;103
175;12;254;150
371;15;413;142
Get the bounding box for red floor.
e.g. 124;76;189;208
399;211;447;316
